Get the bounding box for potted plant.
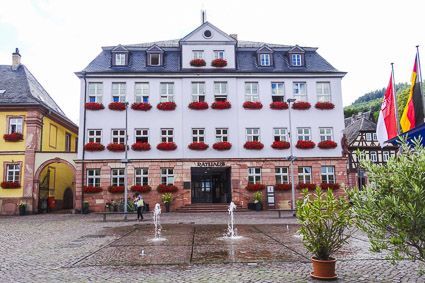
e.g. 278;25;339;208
84;102;105;110
295;140;315;149
292;101;311;110
244;141;264;150
3;132;24;142
213;141;232;151
157;142;177;151
108;101;127;111
19;202;25;216
190;59;206;67
318;140;337;149
211;58;227;67
131;102;152;111
270;101;288;110
254;191;262;211
83;142;105;152
188;101;209;110
162;192;172;212
315;102;335;110
82;201;89;214
157;101;176;111
188;142;209;150
211;101;231;109
243;101;263;109
296;187;354;279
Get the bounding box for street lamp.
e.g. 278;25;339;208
287;98;297;217
122;102;130;221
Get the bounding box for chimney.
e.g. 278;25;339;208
230;34;238;40
12;48;21;70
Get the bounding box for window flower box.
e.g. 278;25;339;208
130;185;152;193
320;183;340;190
292;101;311;110
1;181;21;189
213;141;232;151
271;140;290;149
131;142;151;151
211;58;227;67
85;102;105;110
245;183;266;191
82;185;103;193
157;184;178;193
296;182;317;190
188;142;209;150
315;102;335;110
108;186;125;193
3;132;23;142
157;102;176;111
243;101;263;109
211;101;231;109
295;140;315;149
270;101;288;110
190;59;206;67
188;101;209;110
107;143;126;152
318;140;337;149
83;142;105;151
108;102;127;111
131;102;152;111
275;183;292;191
244;141;264;150
157;142;177;151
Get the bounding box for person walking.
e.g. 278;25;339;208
136;195;144;221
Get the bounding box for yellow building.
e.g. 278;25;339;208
0;49;78;214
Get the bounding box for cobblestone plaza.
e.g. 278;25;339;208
1;212;424;282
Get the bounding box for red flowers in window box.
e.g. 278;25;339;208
131;142;151;151
1;181;21;189
320;183;340;190
107;143;126;152
211;101;231;109
213;142;232;151
3;132;23;142
190;59;206;67
131;102;152;111
275;183;292;191
296;183;317;190
318;140;338;149
157;142;177;151
292;101;311;110
295;140;315;149
108;186;125;193
244;141;264;150
83;142;105;151
245;183;265;191
82;185;103;193
157;184;178;193
157;102;176;111
108;102;127;111
85;102;105;110
315;102;335;110
188;101;209;110
130;185;152;193
243;101;263;109
211;58;227;67
188;142;209;150
270;101;289;110
271;141;290;149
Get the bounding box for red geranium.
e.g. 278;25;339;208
108;102;127;111
315;102;335;110
107;143;126;152
211;101;231;109
108;186;125;193
274;183;292;191
131;102;152;111
318;140;338;149
157;142;177;151
244;141;264;150
292;101;311;110
188;142;209;150
243;101;263;109
211;58;227;67
271;141;290;149
1;181;21;189
295;140;315;149
188;101;209;110
245;183;265;191
130;185;152;193
157;102;176;111
296;183;317;190
131;142;151;151
190;59;206;67
213;142;232;151
82;185;103;193
157;184;178;192
270;101;289;110
3;132;23;142
320;183;340;190
84;142;105;151
85;102;105;110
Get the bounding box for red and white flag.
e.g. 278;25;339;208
376;72;398;147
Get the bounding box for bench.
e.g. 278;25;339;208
269;209;297;218
94;211;138;222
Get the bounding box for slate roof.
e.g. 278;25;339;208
344;111;375;127
343;117;377;145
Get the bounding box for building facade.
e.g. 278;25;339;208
75;22;347;212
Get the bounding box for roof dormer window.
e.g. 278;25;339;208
260;54;270;66
292;54;302;66
111;45;130;67
146;44;164;67
150;54;161;66
115;53;126;66
288;46;305;67
256;45;273;67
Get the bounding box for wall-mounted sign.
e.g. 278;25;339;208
266;185;275;207
194;162;225;167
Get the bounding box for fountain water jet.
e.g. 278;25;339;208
223;202;243;240
149;203;166;242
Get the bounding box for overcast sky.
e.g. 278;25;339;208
1;0;424;124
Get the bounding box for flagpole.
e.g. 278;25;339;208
416;46;425;120
391;63;401;135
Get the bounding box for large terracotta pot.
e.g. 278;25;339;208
310;257;338;279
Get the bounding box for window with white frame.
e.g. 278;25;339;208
112;83;126;102
87;130;102;143
216;128;228;142
88;83;103;103
274;128;288;142
161;168;174;185
160;83;174;102
135;83;149;103
161;128;173;142
293;82;307;101
275;167;289;184
192;82;205;102
321;166;335;183
366;133;372;141
316;82;331;102
373;133;378;141
112;129;126;144
245;82;259;102
370;151;377;162
149;53;161;66
65;133;71;152
271;83;285;102
115;54;126;66
86;169;100;187
292;54;302;66
111;169;125;187
9;118;23;134
260;54;270;66
297;128;311;141
135;129;149;143
248;167;262;184
298;167;312;183
319;128;333;141
6;164;20;182
135;168;149;186
214;50;225;59
246;128;260;142
214;82;227;101
192;128;205;143
193;50;204;59
383;151;390;162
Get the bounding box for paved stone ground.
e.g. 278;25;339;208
0;211;424;282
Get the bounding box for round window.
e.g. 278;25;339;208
203;30;212;39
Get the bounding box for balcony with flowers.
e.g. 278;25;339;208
107;143;126;152
157;184;178;192
108;101;127;111
3;132;23;142
130;185;152;193
157;142;177;151
188;101;209;110
315;101;335;110
190;59;206;67
243;101;263;109
318;140;338;149
157;101;176;111
274;183;292;191
292;101;311;110
213;141;232;151
1;181;21;189
295;140;315;149
211;58;227;67
244;141;264;150
245;183;265;191
83;142;105;152
85;102;105;110
270;101;288;110
82;185;103;193
108;186;124;193
271;140;290;149
131;142;151;151
131;102;152;111
211;101;231;110
188;142;209;150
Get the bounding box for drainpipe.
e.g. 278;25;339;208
81;71;87;213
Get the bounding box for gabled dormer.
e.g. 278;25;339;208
256;45;273;67
146;45;164;67
111;45;130;67
288;45;305;67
